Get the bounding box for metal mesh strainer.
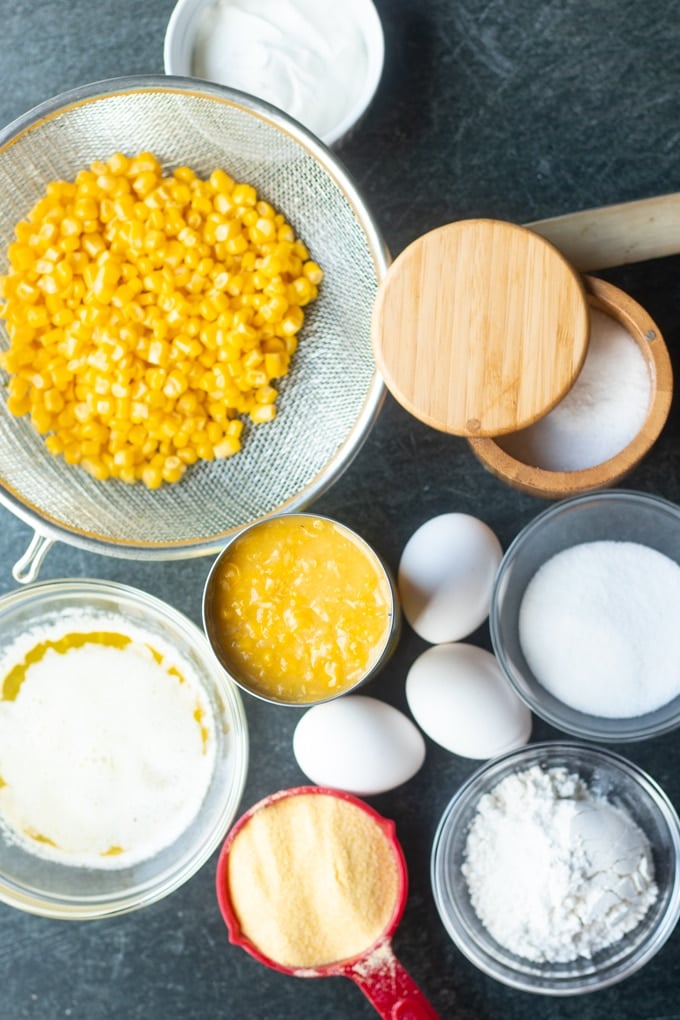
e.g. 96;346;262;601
0;76;388;581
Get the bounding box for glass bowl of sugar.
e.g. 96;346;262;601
0;578;248;919
431;741;680;994
490;489;680;742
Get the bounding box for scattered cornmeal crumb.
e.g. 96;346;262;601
226;792;400;968
0;151;323;488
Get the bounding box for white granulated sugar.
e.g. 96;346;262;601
518;540;680;718
498;308;650;471
462;765;657;963
0;613;216;868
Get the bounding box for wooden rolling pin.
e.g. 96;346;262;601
527;193;680;271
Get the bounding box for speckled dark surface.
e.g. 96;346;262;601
1;1;680;1017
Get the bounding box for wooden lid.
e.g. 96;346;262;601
371;219;591;436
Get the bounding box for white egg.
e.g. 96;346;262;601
292;695;426;795
397;514;503;643
405;643;531;759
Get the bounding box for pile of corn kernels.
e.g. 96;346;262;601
0;151;322;488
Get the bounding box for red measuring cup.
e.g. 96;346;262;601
216;786;442;1019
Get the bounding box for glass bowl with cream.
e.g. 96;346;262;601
0;578;248;919
490;489;680;742
202;512;400;706
431;741;680;995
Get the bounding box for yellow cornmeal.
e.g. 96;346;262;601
211;516;392;703
226;793;400;967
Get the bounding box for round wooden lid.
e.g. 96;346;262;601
371;219;590;436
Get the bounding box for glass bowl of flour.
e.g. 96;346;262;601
431;741;680;994
0;578;248;919
490;489;680;742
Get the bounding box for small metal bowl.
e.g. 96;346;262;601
431;741;680;995
490;489;680;742
202;512;400;706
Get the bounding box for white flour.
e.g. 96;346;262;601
518;540;680;718
462;765;657;962
0;613;216;868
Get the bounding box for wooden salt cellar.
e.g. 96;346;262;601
371;219;673;499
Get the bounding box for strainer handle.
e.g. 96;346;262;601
13;531;54;584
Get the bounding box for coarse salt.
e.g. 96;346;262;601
498;308;650;471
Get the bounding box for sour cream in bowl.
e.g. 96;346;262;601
164;0;385;146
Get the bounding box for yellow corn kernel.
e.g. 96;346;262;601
76;207;100;229
303;260;324;285
107;152;131;176
45;434;65;456
232;183;257;207
277;224;295;243
140;463;163;489
161;455;185;483
6;392;30;416
226;419;244;437
129;152;162;176
176;446;198;465
225;234;249;256
81;458;111;482
213;434;241;458
43;388;65;414
209;168;234;194
173;165;196;184
163;370;188;399
256;384;279;405
132;171;159;199
8;242;34;272
250;217;276;242
288;277;317;306
113;446;136;469
63;443;83;465
250;403;277;424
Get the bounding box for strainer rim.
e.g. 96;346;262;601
0;75;389;564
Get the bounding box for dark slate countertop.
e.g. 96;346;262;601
0;1;679;1017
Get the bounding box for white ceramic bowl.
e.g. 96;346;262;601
163;0;385;146
0;579;248;919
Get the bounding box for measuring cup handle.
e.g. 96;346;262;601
346;942;442;1019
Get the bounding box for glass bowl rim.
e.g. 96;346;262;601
430;739;680;995
489;488;680;742
0;577;249;919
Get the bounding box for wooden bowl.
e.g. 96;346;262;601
468;276;673;499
